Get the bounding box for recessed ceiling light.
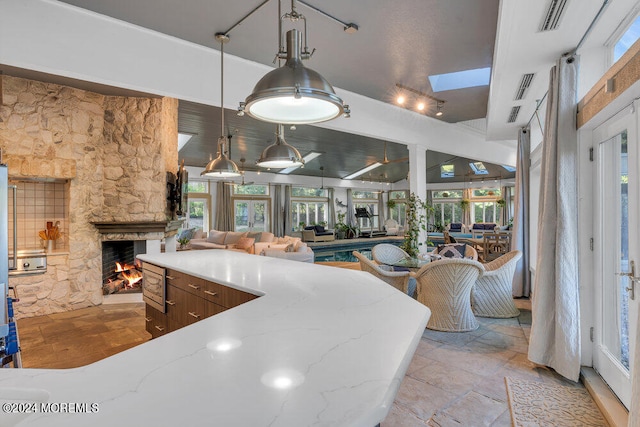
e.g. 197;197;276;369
397;95;405;105
417;102;425;111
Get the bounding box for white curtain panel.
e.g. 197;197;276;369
528;55;581;382
512;129;531;297
272;185;284;237
346;189;357;227
328;188;336;228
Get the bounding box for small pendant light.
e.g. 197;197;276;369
201;33;241;178
256;124;304;169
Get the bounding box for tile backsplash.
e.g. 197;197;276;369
8;181;68;252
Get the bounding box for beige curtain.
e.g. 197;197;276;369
272;185;284;237
284;185;292;234
528;55;581;382
512;129;530;297
377;192;385;231
215;181;234;231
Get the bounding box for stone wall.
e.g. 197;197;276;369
0;75;177;317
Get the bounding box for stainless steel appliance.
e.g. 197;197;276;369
142;262;165;313
9;249;47;276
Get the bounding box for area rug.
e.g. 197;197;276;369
505;377;608;426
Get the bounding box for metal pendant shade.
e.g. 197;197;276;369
201;136;241;177
256;124;304;168
242;29;347;125
201;33;241;178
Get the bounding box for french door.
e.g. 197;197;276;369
593;109;639;409
234;199;269;232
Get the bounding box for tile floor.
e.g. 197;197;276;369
16;300;602;426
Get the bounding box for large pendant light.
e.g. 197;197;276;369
238;1;350;125
201;33;241;178
256;123;304;168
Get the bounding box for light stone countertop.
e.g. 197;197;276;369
0;250;430;427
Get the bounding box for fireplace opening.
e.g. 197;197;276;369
102;241;146;295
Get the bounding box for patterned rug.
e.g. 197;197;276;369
505;377;608;426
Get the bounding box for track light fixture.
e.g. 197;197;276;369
395;83;446;118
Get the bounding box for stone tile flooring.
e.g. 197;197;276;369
16;299;601;426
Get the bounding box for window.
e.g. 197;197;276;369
388;191;408;227
441;164;455;178
185;180;210;232
613;14;640;63
291;187;329;231
473;201;502;224
353;190;379;229
433;190;463;199
233;184;269;196
469;162;489;175
433;202;463;226
428;67;491;92
473;188;501;197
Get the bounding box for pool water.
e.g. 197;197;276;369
314;248;373;263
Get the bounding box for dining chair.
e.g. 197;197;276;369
481;233;510;262
371;244;410;266
432;244;478;261
352;251;416;298
412;258;484;331
472;250;521;318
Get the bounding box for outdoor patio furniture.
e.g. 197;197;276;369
472;250;521;318
412;258;484;332
372;243;411;267
432;243;478;261
352;251;416;298
302;225;335;242
480;232;511;262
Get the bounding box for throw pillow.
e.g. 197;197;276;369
178;228;196;241
224;231;248;245
437;243;467;259
246;231;262;242
296;242;308;253
235;237;255;250
207;230;227;244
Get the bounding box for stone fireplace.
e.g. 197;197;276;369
0;75;179;318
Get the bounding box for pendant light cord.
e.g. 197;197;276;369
220;39;225;143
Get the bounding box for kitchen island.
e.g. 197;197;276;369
0;250;430;427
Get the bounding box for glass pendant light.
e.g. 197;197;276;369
201;33;241;178
256;124;304;168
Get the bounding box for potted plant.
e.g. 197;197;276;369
386;199;397;209
459;199;470;210
335;212;347;239
177;236;191;250
496;198;506;207
298;221;306;231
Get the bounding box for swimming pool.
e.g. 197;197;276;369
314;248;373;263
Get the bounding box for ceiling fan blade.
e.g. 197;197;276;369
387;156;409;164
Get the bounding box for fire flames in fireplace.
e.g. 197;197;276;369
103;260;143;295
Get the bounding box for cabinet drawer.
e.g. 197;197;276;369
202;281;256;308
145;305;167;338
166;269;206;298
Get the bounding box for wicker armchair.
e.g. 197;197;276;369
352;251;416;298
472;250;521;318
412;258;484;332
371;244;410;266
431;244;478;261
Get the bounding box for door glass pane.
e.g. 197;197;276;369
252;201;267;232
474;202;484;223
235;201;249;232
187;200;205;231
600;130;630;370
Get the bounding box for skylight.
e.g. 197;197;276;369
178;133;193;151
441;164;455;178
614;15;640;63
469;162;489;175
428;67;491;92
501;165;517;172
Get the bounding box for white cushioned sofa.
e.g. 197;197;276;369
190;230;314;262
